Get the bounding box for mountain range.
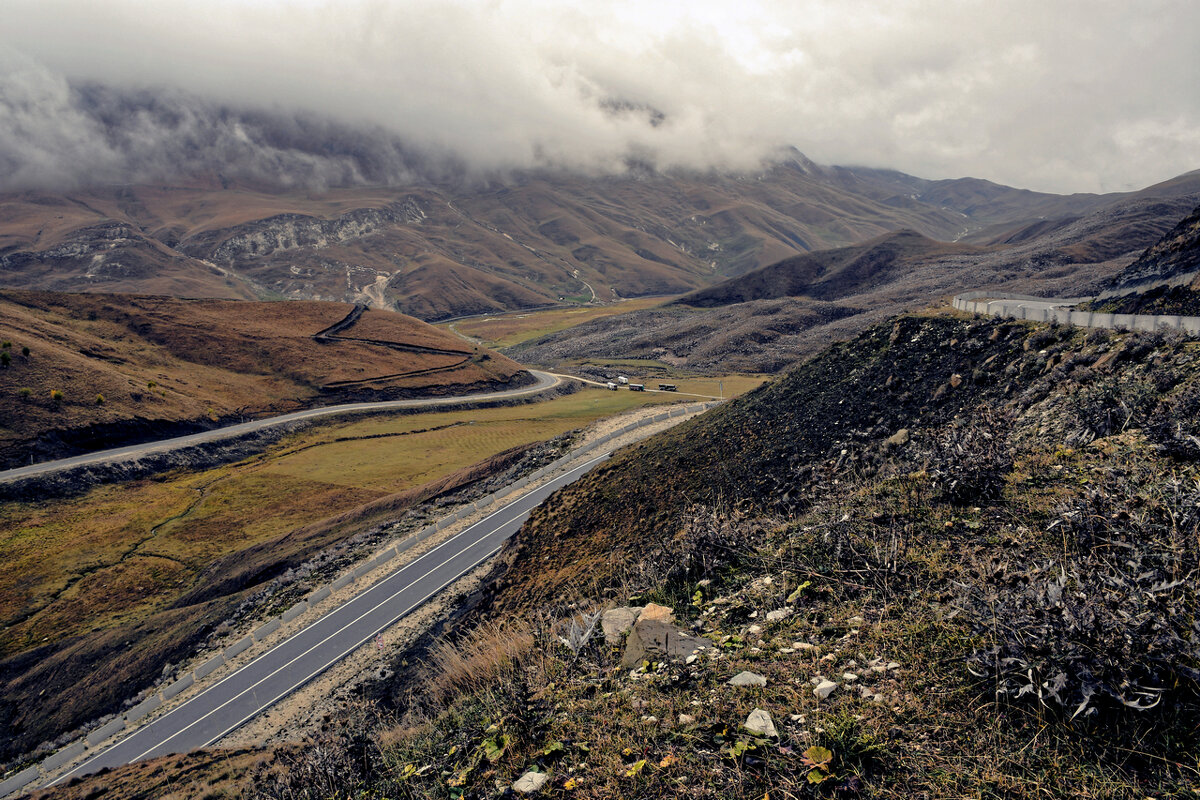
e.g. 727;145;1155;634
4;155;1198;321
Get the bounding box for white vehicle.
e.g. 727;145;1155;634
605;381;618;390
617;376;629;385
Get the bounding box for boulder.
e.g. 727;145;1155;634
621;619;710;667
884;428;910;448
744;708;778;739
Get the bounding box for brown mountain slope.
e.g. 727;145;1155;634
6;159;1190;321
0;291;527;468
514;188;1200;373
674;230;987;307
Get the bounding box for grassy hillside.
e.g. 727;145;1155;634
194;311;1200;800
0;290;528;468
0;388;689;766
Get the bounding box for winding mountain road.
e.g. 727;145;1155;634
0;370;561;484
48;451;612;786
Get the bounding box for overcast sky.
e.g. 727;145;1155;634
1;0;1197;194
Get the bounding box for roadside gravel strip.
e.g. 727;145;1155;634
42;450;613;788
0;370;560;484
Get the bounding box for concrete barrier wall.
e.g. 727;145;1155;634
162;674;194;701
282;601;308;623
225;635;253;659
955;291;1200;337
194;653;225;680
85;718;125;747
0;766;40;797
308;586;331;605
40;741;85;772
126;694;162;723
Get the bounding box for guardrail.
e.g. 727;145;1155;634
1;400;722;798
953;291;1200;335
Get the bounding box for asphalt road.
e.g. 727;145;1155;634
1;370;560;483
50;450;611;786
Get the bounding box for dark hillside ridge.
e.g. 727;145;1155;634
367;312;1198;799
1104;202;1200;290
493;314;1030;610
673;230;986;307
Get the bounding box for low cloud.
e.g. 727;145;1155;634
1;0;1197;193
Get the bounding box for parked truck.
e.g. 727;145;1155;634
629;383;645;392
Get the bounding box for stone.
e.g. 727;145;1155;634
678;713;696;725
513;771;550;794
842;672;859;683
814;680;838;700
884;428;910;448
727;671;768;688
765;607;792;622
847;616;866;628
637;602;675;624
794;642;815;651
602;607;640;644
744;708;778;739
949;373;964;388
621;619;711;668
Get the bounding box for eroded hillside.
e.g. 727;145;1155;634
0;291;528;468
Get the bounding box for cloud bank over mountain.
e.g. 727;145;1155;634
1;0;1197;193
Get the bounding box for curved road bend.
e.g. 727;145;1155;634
50;451;611;786
1;370;561;484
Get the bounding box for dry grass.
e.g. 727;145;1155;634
447;296;674;349
0;290;526;468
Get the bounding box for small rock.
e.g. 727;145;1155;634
696;578;712;587
887;662;901;671
794;642;815;651
641;716;658;725
601;607;640;645
949;373;964;388
842;672;859;683
789;713;806;723
744;708;778;739
765;607;793;622
513;771;550;794
820;653;837;663
847;616;866;628
637;603;675;624
778;647;795;655
728;671;768;688
814;680;838;700
685;654;698;664
678;713;696;725
884;428;910;448
747;624;763;635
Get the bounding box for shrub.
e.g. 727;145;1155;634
95;393;105;405
1;341;9;349
960;479;1200;718
19;387;31;402
20;346;29;357
1068;375;1156;439
0;352;9;368
49;389;63;409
